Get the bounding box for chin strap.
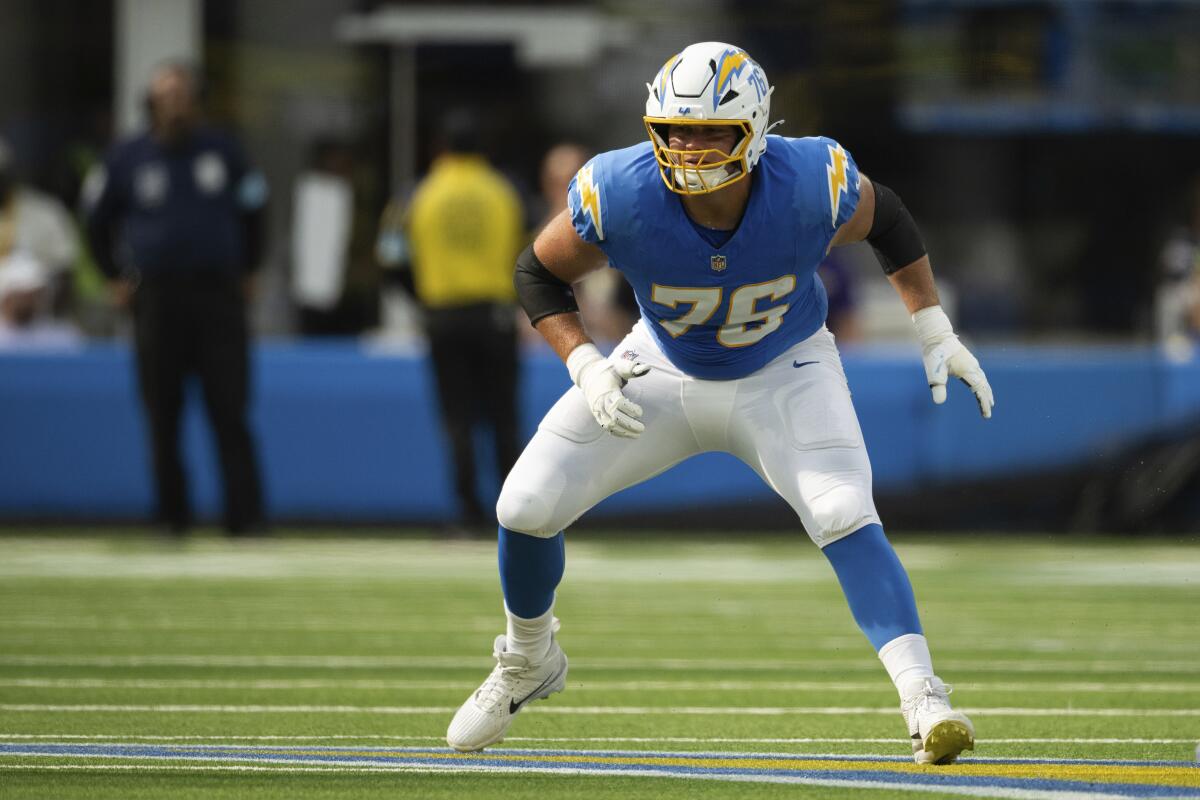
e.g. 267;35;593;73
673;164;740;192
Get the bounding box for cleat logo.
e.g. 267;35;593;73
508;673;557;715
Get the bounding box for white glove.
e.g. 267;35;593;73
912;306;994;419
566;343;651;438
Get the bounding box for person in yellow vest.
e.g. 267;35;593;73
379;110;525;528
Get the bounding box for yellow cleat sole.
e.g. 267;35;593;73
920;719;975;765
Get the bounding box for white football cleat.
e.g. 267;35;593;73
446;628;568;752
900;676;975;765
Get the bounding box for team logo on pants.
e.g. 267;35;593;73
710;255;727;272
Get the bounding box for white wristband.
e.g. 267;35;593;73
912;305;955;346
566;343;605;388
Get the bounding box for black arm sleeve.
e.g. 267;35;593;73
867;181;927;275
513;243;579;326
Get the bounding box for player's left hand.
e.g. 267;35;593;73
913;305;994;419
922;338;993;419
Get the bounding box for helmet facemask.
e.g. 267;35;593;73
644;119;753;195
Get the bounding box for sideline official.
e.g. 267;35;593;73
83;62;266;535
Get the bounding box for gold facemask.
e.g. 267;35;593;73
643;118;753;196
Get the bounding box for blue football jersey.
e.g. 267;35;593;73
567;135;860;380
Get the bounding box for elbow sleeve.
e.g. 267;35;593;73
513;244;579;326
867;182;926;275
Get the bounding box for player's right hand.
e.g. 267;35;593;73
566;344;650;438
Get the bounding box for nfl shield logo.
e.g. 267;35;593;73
710;255;727;272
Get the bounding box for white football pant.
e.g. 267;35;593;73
497;321;880;546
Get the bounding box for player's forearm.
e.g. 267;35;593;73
534;312;594;363
886;256;941;315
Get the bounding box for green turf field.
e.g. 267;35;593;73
0;532;1197;798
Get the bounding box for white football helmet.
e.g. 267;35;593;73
644;42;776;195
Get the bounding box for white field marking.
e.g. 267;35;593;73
3;734;1197;745
9;634;1194;660
4;703;1199;717
4;614;1193;637
0;757;1165;800
936;659;1200;675
2;653;1197;673
0;617;501;633
0;764;482;773
4;622;1197;657
0;545;833;583
1027;561;1200;587
3;677;1199;694
0;743;1186;766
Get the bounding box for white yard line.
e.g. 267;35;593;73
0;743;1185;764
0;763;463;773
3;703;1198;717
1;654;1196;673
0;755;1170;800
1;677;1197;692
3;619;1195;651
1;734;1195;744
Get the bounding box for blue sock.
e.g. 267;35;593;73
822;523;922;651
498;527;565;619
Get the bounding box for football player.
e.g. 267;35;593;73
447;42;993;765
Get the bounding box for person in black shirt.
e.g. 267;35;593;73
83;62;267;535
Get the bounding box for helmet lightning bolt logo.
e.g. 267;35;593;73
713;49;750;110
827;143;849;226
577;165;604;241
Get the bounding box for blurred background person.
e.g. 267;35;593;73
81;61;267;537
291;138;379;336
534;142;637;345
377;109;524;531
818;249;863;343
0;250;82;351
0;135;79;319
534;143;589;236
1157;173;1200;358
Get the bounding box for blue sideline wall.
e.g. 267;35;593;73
2;342;1199;521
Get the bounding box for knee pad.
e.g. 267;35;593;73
807;482;873;543
495;488;558;538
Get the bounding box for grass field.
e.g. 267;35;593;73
0;531;1197;799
